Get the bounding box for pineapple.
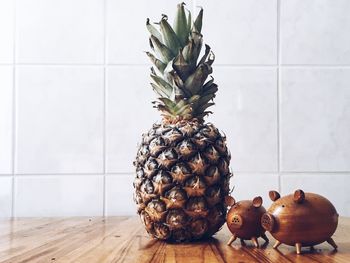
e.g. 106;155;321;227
133;3;231;242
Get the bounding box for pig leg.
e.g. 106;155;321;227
227;234;237;246
273;240;281;249
251;237;259;248
295;243;302;254
327;238;338;250
261;233;269;243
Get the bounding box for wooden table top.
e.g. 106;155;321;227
0;216;349;263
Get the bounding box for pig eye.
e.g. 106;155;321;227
282;205;285;208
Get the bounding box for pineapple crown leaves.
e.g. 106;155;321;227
146;3;217;123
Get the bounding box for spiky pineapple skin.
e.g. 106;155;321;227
133;120;231;242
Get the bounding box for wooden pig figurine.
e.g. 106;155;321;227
226;196;269;247
261;189;339;254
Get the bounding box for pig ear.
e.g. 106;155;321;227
225;196;236;206
269;190;280;201
252;196;263;208
294;189;305;203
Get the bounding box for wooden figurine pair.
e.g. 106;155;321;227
226;189;339;254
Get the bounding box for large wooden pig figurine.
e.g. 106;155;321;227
261;189;338;254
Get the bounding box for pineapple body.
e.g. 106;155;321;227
134;120;231;241
135;3;232;241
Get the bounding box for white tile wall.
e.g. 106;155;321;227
208;68;278;172
16;0;104;64
281;68;350;172
105;175;136;216
281;0;350;65
106;0;193;64
0;0;14;63
0;177;12;217
15;175;103;217
231;173;279;208
198;0;277;65
16;66;104;174
106;66;159;173
0;66;13;174
0;1;349;217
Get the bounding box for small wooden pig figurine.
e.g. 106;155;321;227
226;196;269;247
261;189;339;254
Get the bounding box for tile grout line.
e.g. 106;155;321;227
11;0;17;218
103;69;107;217
276;0;282;193
279;64;350;68
5;63;350;68
12;173;108;176
102;0;107;217
6;171;350;176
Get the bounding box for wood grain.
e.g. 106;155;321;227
0;217;349;262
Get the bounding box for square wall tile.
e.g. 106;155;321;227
231;173;279;207
207;67;278;172
0;0;14;63
15;175;103;216
106;66;159;173
281;173;350;216
16;66;104;174
105;175;135;216
281;0;350;64
106;0;192;64
281;68;350;172
0;177;12;217
16;0;104;63
0;66;13;174
198;0;277;64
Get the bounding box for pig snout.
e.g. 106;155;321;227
261;213;275;232
230;214;243;229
